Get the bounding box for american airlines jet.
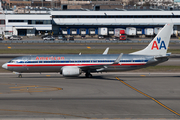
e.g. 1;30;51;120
2;23;173;78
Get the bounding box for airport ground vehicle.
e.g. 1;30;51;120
114;29;126;40
98;27;108;38
7;35;13;39
145;28;154;36
9;35;22;40
69;37;74;41
58;35;67;41
58;35;63;40
61;38;67;41
105;38;110;41
112;37;118;41
43;36;55;41
126;27;136;36
0;36;3;40
2;23;173;78
81;35;86;39
98;35;104;39
41;35;51;39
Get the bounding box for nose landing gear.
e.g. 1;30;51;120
13;72;23;78
18;74;22;78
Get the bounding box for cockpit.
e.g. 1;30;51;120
7;56;24;63
8;60;16;63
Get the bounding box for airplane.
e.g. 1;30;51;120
2;23;173;78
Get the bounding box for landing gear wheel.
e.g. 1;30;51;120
18;74;22;78
85;73;92;78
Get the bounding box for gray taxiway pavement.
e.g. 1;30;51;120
0;73;180;119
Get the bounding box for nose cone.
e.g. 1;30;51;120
2;63;8;69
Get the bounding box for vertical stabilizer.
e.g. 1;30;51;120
131;23;173;56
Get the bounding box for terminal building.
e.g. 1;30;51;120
4;13;52;38
50;10;180;36
2;9;180;37
0;2;5;35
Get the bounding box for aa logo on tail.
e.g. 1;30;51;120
151;37;166;50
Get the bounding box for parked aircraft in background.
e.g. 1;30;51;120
2;23;173;78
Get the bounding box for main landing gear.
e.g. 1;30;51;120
85;72;92;78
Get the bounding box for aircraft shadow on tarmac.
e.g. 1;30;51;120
10;74;117;81
79;75;117;81
10;74;180;80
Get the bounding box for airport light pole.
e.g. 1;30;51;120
42;0;43;8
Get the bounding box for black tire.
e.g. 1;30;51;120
85;73;92;78
88;74;92;78
18;74;22;78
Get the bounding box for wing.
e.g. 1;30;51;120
79;53;123;72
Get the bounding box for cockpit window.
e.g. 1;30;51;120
8;60;16;63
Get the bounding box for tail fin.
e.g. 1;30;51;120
131;23;173;56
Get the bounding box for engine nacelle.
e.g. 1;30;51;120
62;66;81;77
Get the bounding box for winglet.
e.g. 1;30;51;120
113;53;123;64
103;47;109;55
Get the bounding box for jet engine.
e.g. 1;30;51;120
61;66;82;77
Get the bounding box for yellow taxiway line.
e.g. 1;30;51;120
116;77;180;117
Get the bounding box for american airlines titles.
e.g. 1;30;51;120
36;56;65;61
